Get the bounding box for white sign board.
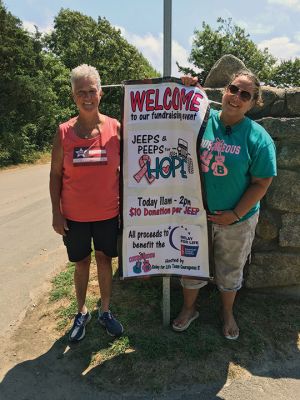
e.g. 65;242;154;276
121;78;211;279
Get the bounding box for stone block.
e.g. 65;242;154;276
252;285;300;299
256;210;279;240
266;170;300;212
277;144;300;168
270;99;285;116
245;252;300;288
286;89;300;116
249;87;285;119
257;117;300;143
279;213;300;248
262;87;283;106
204;54;246;88
251;252;300;266
252;236;278;252
205;88;222;109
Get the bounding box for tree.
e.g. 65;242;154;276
0;1;71;164
179;18;277;85
269;58;300;87
0;4;159;166
44;9;159;118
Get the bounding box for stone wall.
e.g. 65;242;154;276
206;86;300;289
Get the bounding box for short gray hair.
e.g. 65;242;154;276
70;64;101;91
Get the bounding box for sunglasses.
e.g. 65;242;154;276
227;84;253;102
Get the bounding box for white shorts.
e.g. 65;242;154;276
181;212;259;292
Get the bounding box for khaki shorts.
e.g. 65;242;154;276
181;212;259;292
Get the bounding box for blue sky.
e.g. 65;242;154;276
3;0;300;76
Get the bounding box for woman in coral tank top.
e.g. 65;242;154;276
50;64;123;342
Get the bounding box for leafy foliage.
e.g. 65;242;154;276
44;9;159;118
0;1;72;165
0;5;158;166
269;58;300;87
179;18;276;85
179;17;299;88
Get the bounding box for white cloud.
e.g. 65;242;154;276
172;40;202;75
22;20;53;34
116;26;199;77
237;20;274;35
294;32;300;41
22;20;37;33
188;35;194;47
128;31;163;73
258;36;300;60
267;0;300;11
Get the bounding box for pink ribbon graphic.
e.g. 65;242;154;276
133;155;156;184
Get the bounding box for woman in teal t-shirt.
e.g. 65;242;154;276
173;70;277;340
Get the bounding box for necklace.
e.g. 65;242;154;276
75;120;101;139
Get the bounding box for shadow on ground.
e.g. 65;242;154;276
1;283;300;400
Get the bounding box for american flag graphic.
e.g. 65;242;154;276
73;146;107;166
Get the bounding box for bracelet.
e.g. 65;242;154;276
232;210;241;221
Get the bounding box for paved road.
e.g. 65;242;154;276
0;163;67;337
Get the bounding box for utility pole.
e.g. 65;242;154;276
162;0;172;327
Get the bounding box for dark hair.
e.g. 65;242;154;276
228;69;263;107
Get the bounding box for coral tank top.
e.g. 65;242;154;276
59;115;120;222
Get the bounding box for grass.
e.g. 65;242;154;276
50;263;75;301
49;257;300;392
0;151;51;170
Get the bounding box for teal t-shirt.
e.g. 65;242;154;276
200;109;277;221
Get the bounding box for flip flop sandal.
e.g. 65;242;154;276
172;311;199;332
224;331;239;340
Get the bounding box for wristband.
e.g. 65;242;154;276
232;210;241;221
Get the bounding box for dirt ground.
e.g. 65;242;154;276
1;278;300;400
